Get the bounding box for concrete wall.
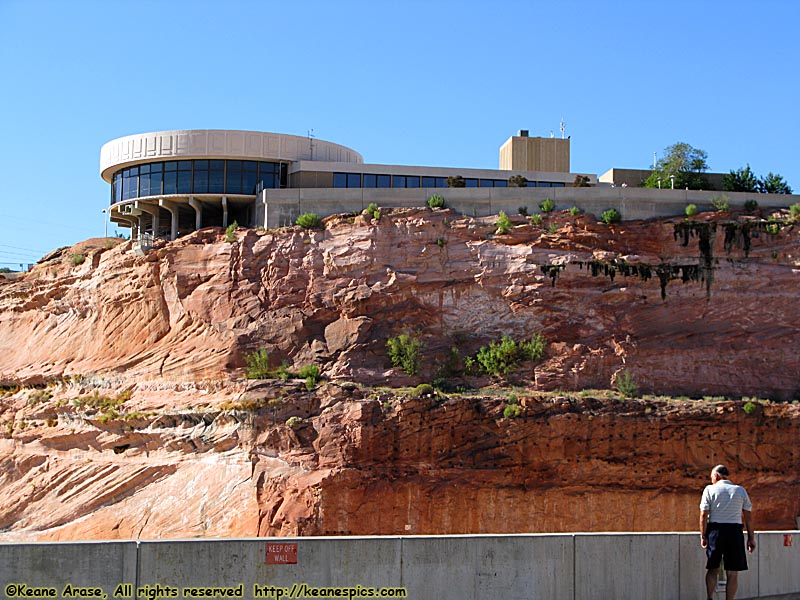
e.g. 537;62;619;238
258;186;800;229
2;532;798;599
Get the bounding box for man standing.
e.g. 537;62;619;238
700;465;756;600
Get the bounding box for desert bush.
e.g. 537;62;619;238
413;383;435;398
427;194;446;209
743;401;757;415
71;253;85;266
26;389;53;406
296;212;321;228
475;334;546;376
503;404;522;418
286;416;303;428
569;206;581;217
518;206;529;216
244;349;271;379
530;213;543;226
224;220;238;242
496;211;512;234
711;195;730;212
548;223;558;234
615;370;639;398
364;203;380;220
685;204;698;216
539;198;556;213
297;364;321;390
601;208;621;224
789;203;800;221
387;334;423;375
744;199;758;212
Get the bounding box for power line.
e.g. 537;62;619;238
0;243;50;254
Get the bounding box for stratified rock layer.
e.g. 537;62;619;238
0;208;798;540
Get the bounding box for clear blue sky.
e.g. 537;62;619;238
1;0;798;267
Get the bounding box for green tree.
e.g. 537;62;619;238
573;174;591;187
759;172;792;194
508;175;528;187
722;165;759;193
643;142;709;190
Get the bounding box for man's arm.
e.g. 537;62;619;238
700;509;709;548
743;509;755;553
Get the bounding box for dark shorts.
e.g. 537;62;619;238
706;522;748;571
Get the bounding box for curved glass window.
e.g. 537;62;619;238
110;159;285;204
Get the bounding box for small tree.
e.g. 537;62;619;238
446;175;465;188
789;203;800;222
573;174;591;187
508;175;528;187
743;199;758;212
722;165;759;193
568;206;581;217
644;142;709;190
296;212;321;228
601;208;621;224
759;172;792;194
387;334;423;375
496;211;512;234
685;204;698;216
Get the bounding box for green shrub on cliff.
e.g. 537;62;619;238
475;334;546;376
387;334;423;375
296;212;321;229
224;220;238;242
245;349;271;379
539;198;555;213
601;208;621;224
427;194;446;209
615;370;639;398
495;211;512;234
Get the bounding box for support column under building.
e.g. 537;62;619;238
188;196;202;231
221;196;228;228
159;198;180;241
135;201;160;237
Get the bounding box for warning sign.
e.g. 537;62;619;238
266;543;298;564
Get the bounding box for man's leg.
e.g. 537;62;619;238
706;568;719;599
725;571;738;600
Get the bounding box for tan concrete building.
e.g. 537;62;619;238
499;130;570;173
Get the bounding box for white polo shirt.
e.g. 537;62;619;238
700;479;752;524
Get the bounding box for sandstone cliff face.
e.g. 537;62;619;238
0;208;798;540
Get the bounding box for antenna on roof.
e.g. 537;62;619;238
308;129;315;160
560;118;566;139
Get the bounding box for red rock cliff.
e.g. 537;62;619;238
0;208;798;540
